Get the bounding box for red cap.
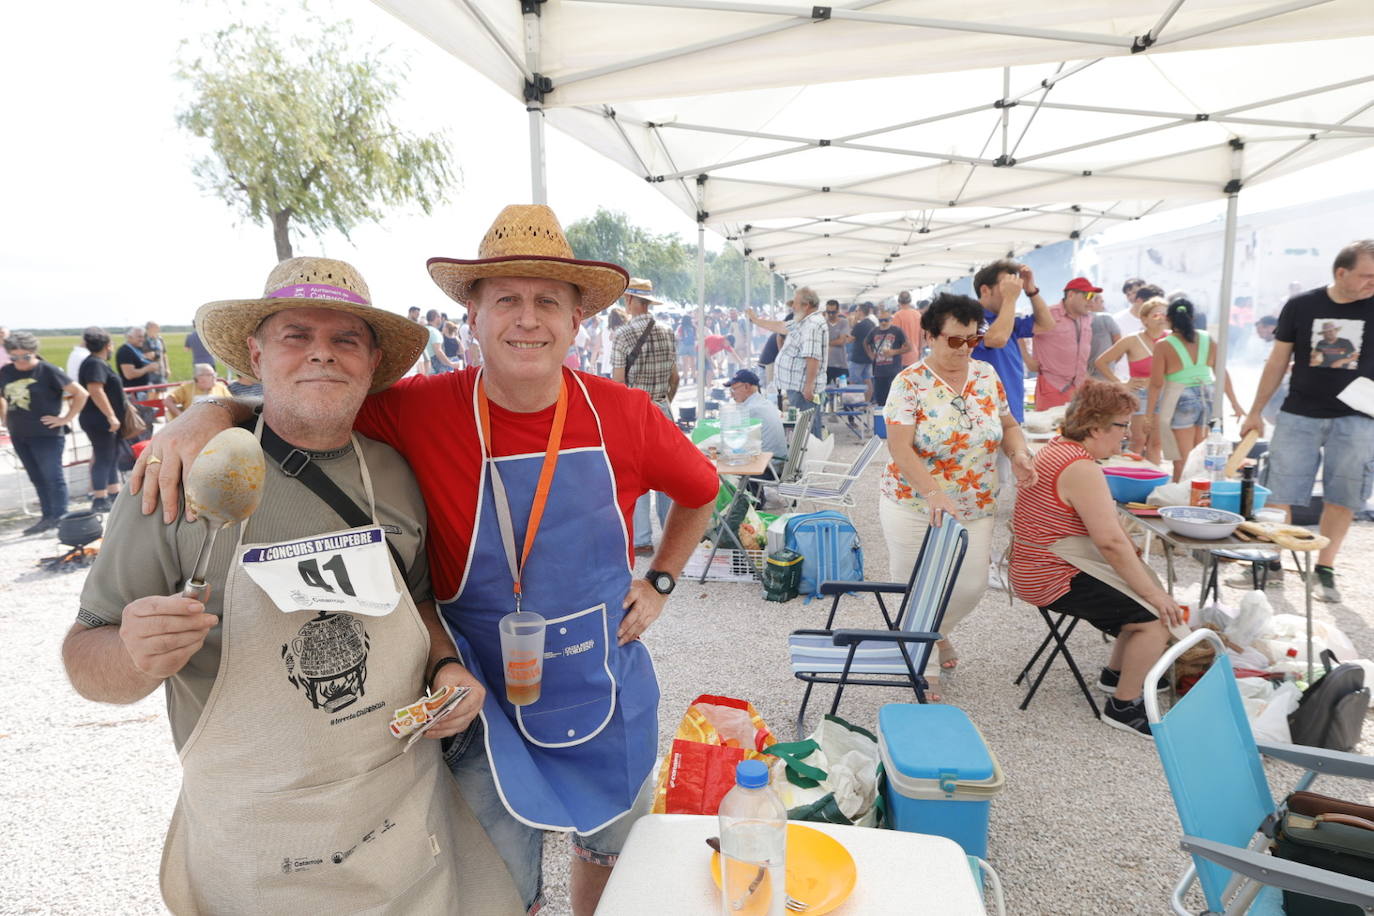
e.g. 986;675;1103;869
1286;648;1299;658
1064;277;1103;294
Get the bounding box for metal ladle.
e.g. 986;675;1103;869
181;427;267;599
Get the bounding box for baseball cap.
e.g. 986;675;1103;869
728;369;761;387
1064;277;1104;294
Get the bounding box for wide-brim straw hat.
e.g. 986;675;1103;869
196;257;428;394
625;277;664;305
427;205;629;316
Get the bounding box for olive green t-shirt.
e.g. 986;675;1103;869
77;434;430;751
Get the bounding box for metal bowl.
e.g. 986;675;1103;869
1157;506;1244;540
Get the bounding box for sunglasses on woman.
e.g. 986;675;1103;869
941;334;984;349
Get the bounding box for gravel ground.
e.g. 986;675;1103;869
5;429;1374;915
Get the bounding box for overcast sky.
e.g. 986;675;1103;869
4;0;1371;329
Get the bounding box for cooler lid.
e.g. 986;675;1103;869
878;703;994;783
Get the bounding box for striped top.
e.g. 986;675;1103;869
1010;437;1093;607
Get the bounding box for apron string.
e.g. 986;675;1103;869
477;375;569;609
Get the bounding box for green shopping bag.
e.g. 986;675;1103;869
763;715;883;826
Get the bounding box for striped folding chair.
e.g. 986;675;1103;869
788;517;968;738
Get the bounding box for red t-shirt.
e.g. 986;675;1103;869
355;367;719;601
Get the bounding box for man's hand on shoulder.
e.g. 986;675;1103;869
120;594;219;680
131;400;239;523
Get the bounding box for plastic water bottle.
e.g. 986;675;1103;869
1203;421;1229;483
718;760;787;916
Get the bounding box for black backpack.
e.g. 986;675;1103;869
1288;650;1370;752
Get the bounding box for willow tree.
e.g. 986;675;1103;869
176;17;455;261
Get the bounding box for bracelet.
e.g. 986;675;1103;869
200;397;236;417
920;487;940;499
427;656;464;690
1025;287;1040;298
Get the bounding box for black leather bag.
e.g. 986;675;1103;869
1274;791;1374;915
1289;650;1370;752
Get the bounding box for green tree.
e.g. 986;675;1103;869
566;208;693;301
176;16;456;261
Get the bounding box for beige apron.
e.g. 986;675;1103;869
1155;380;1187;462
1047;536;1190;641
160;434;521;915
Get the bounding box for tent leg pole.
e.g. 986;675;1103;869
742;243;751;364
528;110;547;205
523;5;547;205
1214;154;1242;432
696;176;708;421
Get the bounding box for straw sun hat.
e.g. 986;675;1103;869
427;205;629;316
195;257;428;394
625;277;664;305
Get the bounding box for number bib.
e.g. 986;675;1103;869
239;524;402;617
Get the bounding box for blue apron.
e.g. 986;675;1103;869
439;372;659;835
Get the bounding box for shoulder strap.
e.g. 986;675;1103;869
624;317;657;380
259;423;409;578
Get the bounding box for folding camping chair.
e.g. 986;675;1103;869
1147;628;1374;915
1014;607;1101;717
788;518;968;738
776;435;884;509
774;408;815;485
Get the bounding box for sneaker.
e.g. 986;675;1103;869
1224;568;1284;589
1101;696;1153;739
1313;566;1342;604
90;496;111;513
21;517;59;536
986;566;1007;590
1096;667;1169;694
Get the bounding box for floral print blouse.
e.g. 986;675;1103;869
881;359;1010;520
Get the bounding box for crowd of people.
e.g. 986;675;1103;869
3;201;1365;912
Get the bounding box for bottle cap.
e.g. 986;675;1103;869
735;759;769;789
1286;648;1298;658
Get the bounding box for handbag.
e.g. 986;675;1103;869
1273;790;1374;915
120;400;147;440
763;715;882;827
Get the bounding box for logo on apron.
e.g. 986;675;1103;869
283;611;371;712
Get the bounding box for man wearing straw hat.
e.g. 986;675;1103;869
63;257;522;914
131;207;720;916
613;276;679;553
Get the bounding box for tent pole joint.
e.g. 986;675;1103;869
519;0;545;14
1131;33;1156;53
523;73;553;104
993;155;1016;167
1224;178;1243;194
1229;137;1246;150
811;5;831;20
993;99;1018;109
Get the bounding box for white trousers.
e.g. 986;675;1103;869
878;497;994;638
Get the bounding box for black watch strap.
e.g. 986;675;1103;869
646;568;676;595
428;656;464;689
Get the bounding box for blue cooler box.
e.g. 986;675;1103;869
878;703;1004;858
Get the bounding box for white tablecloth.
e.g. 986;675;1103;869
595;813;987;915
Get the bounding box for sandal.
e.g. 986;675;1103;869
937;639;959;672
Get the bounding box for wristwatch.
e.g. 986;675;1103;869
645;569;676;595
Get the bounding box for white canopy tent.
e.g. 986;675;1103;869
375;0;1374;417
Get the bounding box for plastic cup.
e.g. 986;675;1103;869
499;611;546;707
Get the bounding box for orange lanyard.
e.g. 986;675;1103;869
477;372;568;610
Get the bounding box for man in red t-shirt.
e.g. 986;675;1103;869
131;206;718;916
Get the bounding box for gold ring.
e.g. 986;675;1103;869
147;455;162;466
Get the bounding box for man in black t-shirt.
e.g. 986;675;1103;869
847;301;877;401
1243;240;1374;603
865;311;910;407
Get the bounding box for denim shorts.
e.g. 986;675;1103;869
846;360;874;383
1266;409;1374;512
443;718;653;914
1170;385;1212;429
1133;386;1149;416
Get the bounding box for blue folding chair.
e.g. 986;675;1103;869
1146;629;1374;914
788;518;968;738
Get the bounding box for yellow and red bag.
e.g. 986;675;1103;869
651;694;778;815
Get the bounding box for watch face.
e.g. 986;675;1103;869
650;572;675;594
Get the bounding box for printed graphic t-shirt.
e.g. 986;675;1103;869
868;327;908;373
1275;286;1374;418
0;360;71;439
356;368;720;601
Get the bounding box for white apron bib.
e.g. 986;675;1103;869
159;429;521;915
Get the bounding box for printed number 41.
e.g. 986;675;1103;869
297;555;356;596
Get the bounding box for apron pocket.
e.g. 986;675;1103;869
515;603;616;748
250;750;438;913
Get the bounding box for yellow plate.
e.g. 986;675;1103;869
710;823;858;915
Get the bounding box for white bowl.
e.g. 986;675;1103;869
1158;506;1244;540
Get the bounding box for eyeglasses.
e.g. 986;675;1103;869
949;396;976;431
942;334;984;349
10;352;36;363
1084;291;1097;301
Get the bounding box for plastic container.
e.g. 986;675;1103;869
718;759;787;916
1102;467;1170;503
878;704;1004;858
1209;481;1271;516
1203;421;1228;482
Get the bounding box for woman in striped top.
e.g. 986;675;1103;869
1010;380;1185;738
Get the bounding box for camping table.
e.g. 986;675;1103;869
823;384;871;441
1117;506;1319;680
698;451;774;584
595;813;987;915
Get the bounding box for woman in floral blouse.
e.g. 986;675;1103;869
882;293;1037;697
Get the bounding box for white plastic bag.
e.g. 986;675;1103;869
1226;591;1274;649
1194;602;1236;632
1148;482;1191;506
767;717;881;827
1248;681;1301;744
